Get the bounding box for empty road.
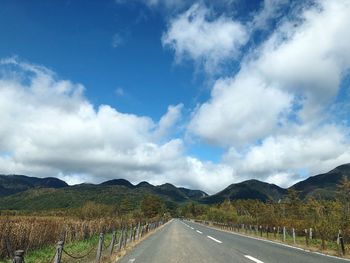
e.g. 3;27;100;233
119;219;349;263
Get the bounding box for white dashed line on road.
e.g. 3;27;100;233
196;230;203;234
190;227;194;230
244;255;264;263
207;235;222;244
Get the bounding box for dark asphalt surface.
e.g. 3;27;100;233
118;219;350;263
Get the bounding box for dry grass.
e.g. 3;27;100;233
0;215;122;260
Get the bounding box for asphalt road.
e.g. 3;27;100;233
119;219;350;263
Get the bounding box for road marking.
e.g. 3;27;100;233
128;259;135;262
192;222;350;262
244;255;264;263
190;227;194;230
196;230;203;234
207;235;222;243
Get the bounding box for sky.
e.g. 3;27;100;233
0;0;350;194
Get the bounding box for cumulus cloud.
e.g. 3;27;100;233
0;58;235;194
190;0;350;144
162;3;248;73
189;71;292;146
223;124;350;187
154;104;183;139
187;0;350;185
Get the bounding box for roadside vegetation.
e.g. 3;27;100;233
0;195;170;262
1;177;350;261
178;176;350;256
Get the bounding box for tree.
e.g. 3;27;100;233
337;176;350;239
140;195;165;218
285;188;302;221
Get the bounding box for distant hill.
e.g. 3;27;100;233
1;163;350;210
201;179;287;204
100;179;135;188
0;174;68;197
0;175;209;211
291;163;350;199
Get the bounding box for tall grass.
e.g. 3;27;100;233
0;216;121;260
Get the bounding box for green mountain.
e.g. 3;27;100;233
1;163;350;211
291;163;350;199
0;174;68;197
201;179;287;204
100;179;135;188
0;176;208;211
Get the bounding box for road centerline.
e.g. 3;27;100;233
196;230;203;234
207;235;222;244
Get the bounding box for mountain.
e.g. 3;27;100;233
291;163;350;199
0;174;68;197
1;163;350;211
0;175;209;211
100;179;135;188
178;187;208;200
202;179;287;204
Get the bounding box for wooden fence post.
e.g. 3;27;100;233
292;228;296;244
96;233;104;263
309;228;312;240
136;222;141;240
260;225;263;237
129;225;133;242
12;250;24;263
123;228;128;248
54;241;64;263
118;228;124;251
109;231;116;255
338;230;346;255
305;229;309;246
266;227;269;238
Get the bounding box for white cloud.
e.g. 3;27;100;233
0;58;235;194
189;0;350;145
224;124;350;187
162;3;248;73
189;71;292;146
255;0;350;121
187;0;350;185
252;0;290;30
154;103;183;139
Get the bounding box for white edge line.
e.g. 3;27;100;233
196;230;203;234
207;235;222;244
244;255;264;263
193;222;350;262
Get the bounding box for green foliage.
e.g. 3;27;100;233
73;201;116;219
140;194;165;218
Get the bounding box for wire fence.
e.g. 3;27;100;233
6;220;165;263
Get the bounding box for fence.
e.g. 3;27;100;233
6;220;165;263
194;220;347;256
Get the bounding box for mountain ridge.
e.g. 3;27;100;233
1;163;350;210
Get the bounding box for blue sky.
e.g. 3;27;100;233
0;0;350;193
